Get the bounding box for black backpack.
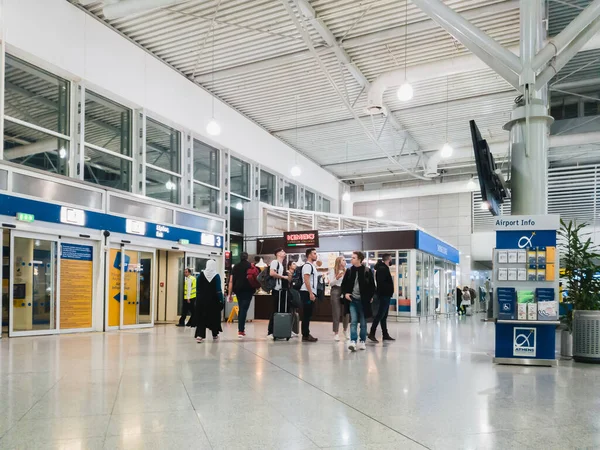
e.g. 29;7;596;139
291;265;304;290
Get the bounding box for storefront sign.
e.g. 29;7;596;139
284;230;319;248
416;231;459;263
60;207;86;226
60;243;93;329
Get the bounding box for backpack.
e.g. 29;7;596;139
291;265;304;290
246;263;261;289
316;273;325;301
257;263;278;292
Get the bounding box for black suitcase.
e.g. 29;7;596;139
273;291;292;341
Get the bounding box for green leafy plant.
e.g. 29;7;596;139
559;219;600;331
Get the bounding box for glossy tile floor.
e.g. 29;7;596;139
0;316;599;450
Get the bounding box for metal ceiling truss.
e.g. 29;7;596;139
281;0;428;181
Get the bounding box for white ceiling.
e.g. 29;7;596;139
72;0;600;188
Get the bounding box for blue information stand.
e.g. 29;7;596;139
493;215;560;367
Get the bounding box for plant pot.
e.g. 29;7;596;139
573;310;600;363
560;329;573;359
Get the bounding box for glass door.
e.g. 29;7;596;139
9;232;59;337
121;246;155;329
106;245;155;330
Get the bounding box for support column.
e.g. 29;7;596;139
505;0;553;215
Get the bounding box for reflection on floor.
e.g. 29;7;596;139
0;317;599;449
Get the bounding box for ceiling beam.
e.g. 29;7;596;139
194;1;519;83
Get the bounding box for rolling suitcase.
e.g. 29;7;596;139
273;291;292;341
466;306;473;316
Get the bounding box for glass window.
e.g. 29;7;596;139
230;196;250;234
146;166;180;204
146;118;181;174
84;91;132;191
3;121;69;176
260;170;275;205
84;146;131;191
305;190;315;211
85;91;132;157
284;182;297;209
193;139;219;187
4;55;70;176
323;198;331;213
193;182;219;214
4;55;70;135
231;157;250;198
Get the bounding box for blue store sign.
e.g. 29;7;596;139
496;230;557;250
416;231;459;264
0;193;223;248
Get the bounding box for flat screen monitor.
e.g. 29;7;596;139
470;119;503;216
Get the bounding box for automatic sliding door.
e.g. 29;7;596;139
121;247;155;328
10;234;58;336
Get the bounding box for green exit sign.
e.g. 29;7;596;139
178;239;190;245
16;212;35;223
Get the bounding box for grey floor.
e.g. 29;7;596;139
0;316;599;450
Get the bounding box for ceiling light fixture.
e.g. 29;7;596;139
481;201;490;210
290;165;302;177
467;177;477;189
342;191;351;202
398;1;413;102
235;201;243;210
58;147;67;159
165;181;176;191
376;209;384;218
206;23;221;136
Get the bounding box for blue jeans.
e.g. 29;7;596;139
236;291;254;333
349;297;367;342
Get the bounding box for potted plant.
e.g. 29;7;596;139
559;219;600;363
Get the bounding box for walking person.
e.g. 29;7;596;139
267;248;289;338
456;286;463;315
177;268;196;327
369;253;395;343
228;252;256;338
300;248;319;342
460;286;472;316
329;256;348;341
195;260;224;343
341;251;375;352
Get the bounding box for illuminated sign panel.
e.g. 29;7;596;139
284;230;319;248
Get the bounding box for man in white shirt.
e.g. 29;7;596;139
300;248;319;342
267;247;291;337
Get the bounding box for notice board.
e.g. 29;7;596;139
60;243;93;329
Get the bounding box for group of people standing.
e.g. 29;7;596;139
227;249;396;352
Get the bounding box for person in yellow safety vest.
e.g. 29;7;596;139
177;268;197;327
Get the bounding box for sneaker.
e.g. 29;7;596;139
302;335;318;342
176;324;185;327
334;333;340;342
368;333;379;343
291;331;298;338
343;330;349;341
238;331;245;339
359;341;366;350
383;334;395;341
213;335;219;341
196;337;203;343
348;341;357;352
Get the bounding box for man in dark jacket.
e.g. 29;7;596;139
341;251;375;351
369;254;395;343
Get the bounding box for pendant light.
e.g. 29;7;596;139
397;0;413;102
342;191;351;202
440;76;453;158
206;27;221;136
467;176;477;189
290;94;302;177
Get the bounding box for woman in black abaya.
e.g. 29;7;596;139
195;259;224;342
